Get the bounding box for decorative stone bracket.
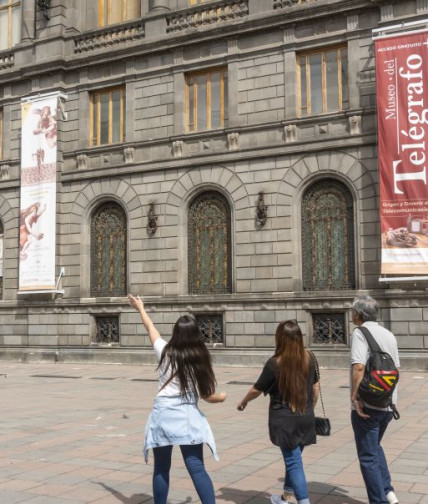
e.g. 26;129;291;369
284;124;297;143
227;132;239;151
124;147;135;164
0;164;10;180
349;115;361;135
76;154;88;170
172;140;184;157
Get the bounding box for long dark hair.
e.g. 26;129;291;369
158;314;216;399
274;320;309;414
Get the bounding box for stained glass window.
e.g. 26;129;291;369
302;179;355;291
188;192;231;294
91;202;127;297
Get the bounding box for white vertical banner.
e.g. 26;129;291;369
18;95;58;291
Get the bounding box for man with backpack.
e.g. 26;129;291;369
350;295;400;504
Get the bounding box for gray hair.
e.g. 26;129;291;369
351;295;379;322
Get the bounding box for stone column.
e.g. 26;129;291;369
227;39;240;127
283;26;297;119
149;0;170;11
21;0;35;42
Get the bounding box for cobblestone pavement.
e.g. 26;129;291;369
0;362;427;504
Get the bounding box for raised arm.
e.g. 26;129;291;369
128;294;160;347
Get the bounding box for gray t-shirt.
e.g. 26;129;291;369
350;321;400;410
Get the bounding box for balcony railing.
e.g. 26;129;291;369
74;20;145;54
273;0;315;8
0;51;14;70
166;0;249;33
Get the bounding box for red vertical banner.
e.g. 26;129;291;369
376;31;428;275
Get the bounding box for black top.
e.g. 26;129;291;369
254;352;319;450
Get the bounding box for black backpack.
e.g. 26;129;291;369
357;326;400;420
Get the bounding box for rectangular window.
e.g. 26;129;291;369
0;0;21;51
297;46;348;116
98;0;140;27
90;87;125;146
94;316;120;344
186;68;228;132
312;313;346;345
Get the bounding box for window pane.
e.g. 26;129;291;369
211;71;221;128
126;0;140;20
110;0;122;23
341;48;349;109
111;91;121;143
299;56;307;116
197;74;207;131
11;4;21;46
0;10;8;50
188;83;195;132
326;50;339;112
223;72;228;124
100;93;109;144
309;53;322;114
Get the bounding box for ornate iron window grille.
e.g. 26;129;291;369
95;316;120;344
302;179;355;291
195;314;224;344
188;192;232;294
91;202;127;297
312;313;346;345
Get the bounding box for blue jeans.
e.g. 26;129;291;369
280;445;310;504
351;409;394;504
153;444;215;504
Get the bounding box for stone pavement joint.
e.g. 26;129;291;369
0;363;427;503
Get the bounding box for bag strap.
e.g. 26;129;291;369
309;350;327;419
358;326;383;353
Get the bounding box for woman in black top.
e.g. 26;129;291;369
237;320;320;504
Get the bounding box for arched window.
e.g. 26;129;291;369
0;220;3;299
302;179;355;291
91;202;126;297
188;191;231;294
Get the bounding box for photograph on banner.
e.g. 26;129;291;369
376;30;428;274
18;96;58;291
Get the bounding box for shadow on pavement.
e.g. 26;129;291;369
97;482;152;503
216;487;271;503
97;482;194;504
308;482;365;503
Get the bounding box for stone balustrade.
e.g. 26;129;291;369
273;0;315;8
166;0;249;33
74;20;145;54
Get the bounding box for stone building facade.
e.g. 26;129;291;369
0;0;427;368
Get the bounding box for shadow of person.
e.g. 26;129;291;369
97;482;193;504
216;487;271;503
96;482;152;503
307;482;366;503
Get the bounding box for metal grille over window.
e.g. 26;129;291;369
312;313;346;345
302;179;355;291
95;316;120;344
91;202;127;297
195;314;223;344
188;192;231;294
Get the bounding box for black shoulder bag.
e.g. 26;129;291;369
311;352;331;436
